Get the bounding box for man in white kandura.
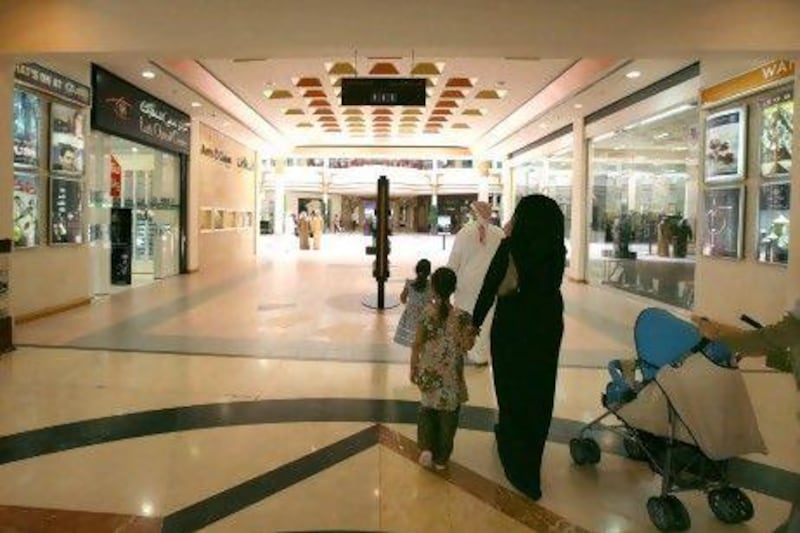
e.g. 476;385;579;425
447;201;504;366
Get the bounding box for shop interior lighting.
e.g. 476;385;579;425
653;132;670;140
141;70;156;79
637;104;695;126
625;70;642;79
573;103;583;109
593;131;616;142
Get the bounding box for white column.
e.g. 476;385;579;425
477;160;490;202
273;159;286;235
500;164;514;225
570;117;589;282
786;66;800;308
187;117;202;271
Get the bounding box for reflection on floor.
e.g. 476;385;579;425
2;234;796;531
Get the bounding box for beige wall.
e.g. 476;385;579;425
9;59;92;317
693;59;799;325
194;123;257;269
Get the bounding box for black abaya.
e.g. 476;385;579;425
473;196;565;499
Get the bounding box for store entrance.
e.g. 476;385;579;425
88;134;181;294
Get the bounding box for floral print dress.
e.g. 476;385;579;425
415;305;472;411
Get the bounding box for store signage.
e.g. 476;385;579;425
200;143;233;165
341;78;426;106
110;156;122;198
91;65;190;155
14;63;91;107
200;143;255;171
701;59;795;105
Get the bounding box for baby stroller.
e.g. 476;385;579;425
569;308;767;532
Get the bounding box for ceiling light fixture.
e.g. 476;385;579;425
654;132;670;140
573;103;583;109
191;102;202;108
141;70;156;79
625;70;642;79
539;123;549;129
131;147;139;153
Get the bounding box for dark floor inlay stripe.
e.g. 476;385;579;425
161;425;380;533
0;398;795;504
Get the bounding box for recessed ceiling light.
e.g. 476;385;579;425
626;70;642;79
539;123;549;129
654;132;670;140
131;147;139;153
191;102;202;108
142;70;156;79
573;103;583;109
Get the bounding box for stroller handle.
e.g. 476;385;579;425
739;314;763;330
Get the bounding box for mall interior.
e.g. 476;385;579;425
0;2;798;532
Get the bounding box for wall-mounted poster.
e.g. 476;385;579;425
13;90;40;168
757;181;790;264
50;103;85;175
13;173;40;248
200;209;213;231
702;186;744;259
705;107;746;183
213;209;224;230
760;90;793;178
50;177;83;245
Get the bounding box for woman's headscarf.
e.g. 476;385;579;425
509;194;566;294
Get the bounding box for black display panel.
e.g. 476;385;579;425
341;78;426;106
91;65;190;154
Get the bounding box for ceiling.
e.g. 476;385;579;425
198;57;574;147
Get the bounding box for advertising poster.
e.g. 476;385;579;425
702;187;744;259
50;103;85;175
760;90;793;178
757;181;791;264
50;177;84;245
705;107;746;182
110;155;122;198
13;173;40;248
13;90;40;168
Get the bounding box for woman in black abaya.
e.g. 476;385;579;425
472;194;566;500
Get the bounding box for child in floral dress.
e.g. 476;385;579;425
410;267;476;469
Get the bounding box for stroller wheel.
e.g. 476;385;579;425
647;495;691;532
569;438;601;466
708;487;754;524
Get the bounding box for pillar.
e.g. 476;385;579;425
570;117;589;282
477;160;490;202
273;158;286;235
786;66;800;308
0;59;13;321
500;164;514;225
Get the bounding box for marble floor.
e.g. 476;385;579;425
3;234;797;532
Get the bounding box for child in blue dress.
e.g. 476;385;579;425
394;259;432;347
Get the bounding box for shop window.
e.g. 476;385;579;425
588;104;699;309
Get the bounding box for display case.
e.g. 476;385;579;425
757;181;790;264
701;186;745;259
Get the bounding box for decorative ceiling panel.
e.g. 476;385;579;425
201;57;577;146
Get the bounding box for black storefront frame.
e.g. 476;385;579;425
90;64;190;275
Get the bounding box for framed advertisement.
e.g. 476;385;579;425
212;209;224;230
757;181;790;264
13;89;40;168
50;177;84;245
759;90;793;179
704;107;746;183
50;103;85;175
13;173;40;248
701;186;744;259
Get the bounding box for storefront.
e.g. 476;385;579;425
587;104;700;309
10;62;94;318
88;65;189;293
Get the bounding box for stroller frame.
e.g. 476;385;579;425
569;308;756;532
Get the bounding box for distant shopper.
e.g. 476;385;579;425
473;194;566;500
310;211;323;250
394;259;433;347
447;201;504;366
410;267;476;470
297;211;310;250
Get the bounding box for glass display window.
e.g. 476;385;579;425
757;181;790;264
587;103;699;309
